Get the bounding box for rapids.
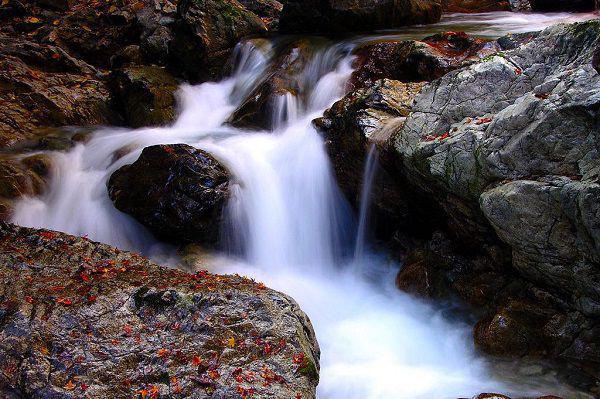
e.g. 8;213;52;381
12;12;599;399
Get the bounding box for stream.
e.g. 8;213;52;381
12;11;600;399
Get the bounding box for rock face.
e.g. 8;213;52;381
316;79;427;236
238;0;283;30
279;0;442;33
391;20;600;384
0;222;319;399
169;0;267;82
109;66;179;128
0;34;117;148
351;32;501;88
108;145;230;246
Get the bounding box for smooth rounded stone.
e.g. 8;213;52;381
238;0;283;30
108;65;179;128
279;0;442;33
0;222;320;399
107;144;230;246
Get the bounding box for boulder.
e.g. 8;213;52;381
0;222;320;399
279;0;442;34
351;32;501;88
109;66;179;128
315;79;426;236
169;0;267;82
238;0;283;30
391;20;600;379
108;145;230;246
0;34;118;149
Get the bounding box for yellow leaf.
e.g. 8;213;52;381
108;5;117;12
2;0;10;6
227;337;235;348
25;17;41;23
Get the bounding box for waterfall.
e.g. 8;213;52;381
12;22;584;396
354;144;379;261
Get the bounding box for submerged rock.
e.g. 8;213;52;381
0;222;319;399
279;0;442;34
108;145;230;246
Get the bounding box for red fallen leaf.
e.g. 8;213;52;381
49;285;65;292
292;352;305;364
51;52;60;60
81;382;88;391
56;297;73;306
296;395;302;399
535;92;550;100
39;231;56;240
476;117;493;125
515;67;522;75
25;296;34;304
423;134;437;142
157;348;169;358
87;294;97;303
439;132;450;140
192;355;203;366
123;324;133;336
163;146;176;154
256;282;266;290
80;272;90;282
263;342;272;356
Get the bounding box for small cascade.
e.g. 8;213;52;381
354;144;379;261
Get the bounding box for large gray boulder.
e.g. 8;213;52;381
0;222;320;399
392;20;600;378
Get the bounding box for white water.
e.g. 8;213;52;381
12;14;594;398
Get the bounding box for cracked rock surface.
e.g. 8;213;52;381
0;222;319;399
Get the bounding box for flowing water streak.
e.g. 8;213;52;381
12;13;594;397
354;144;378;261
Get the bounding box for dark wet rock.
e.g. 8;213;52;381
169;0;267;83
108;145;230;246
239;0;283;30
316;79;428;237
279;0;442;34
593;41;600;73
229;39;317;130
352;32;501;88
0;155;52;219
109;65;179;128
390;20;600;382
0;34;118;149
442;0;510;12
0;222;319;399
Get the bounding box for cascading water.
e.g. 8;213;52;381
11;13;597;399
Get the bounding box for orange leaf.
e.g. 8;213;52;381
64;380;76;390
